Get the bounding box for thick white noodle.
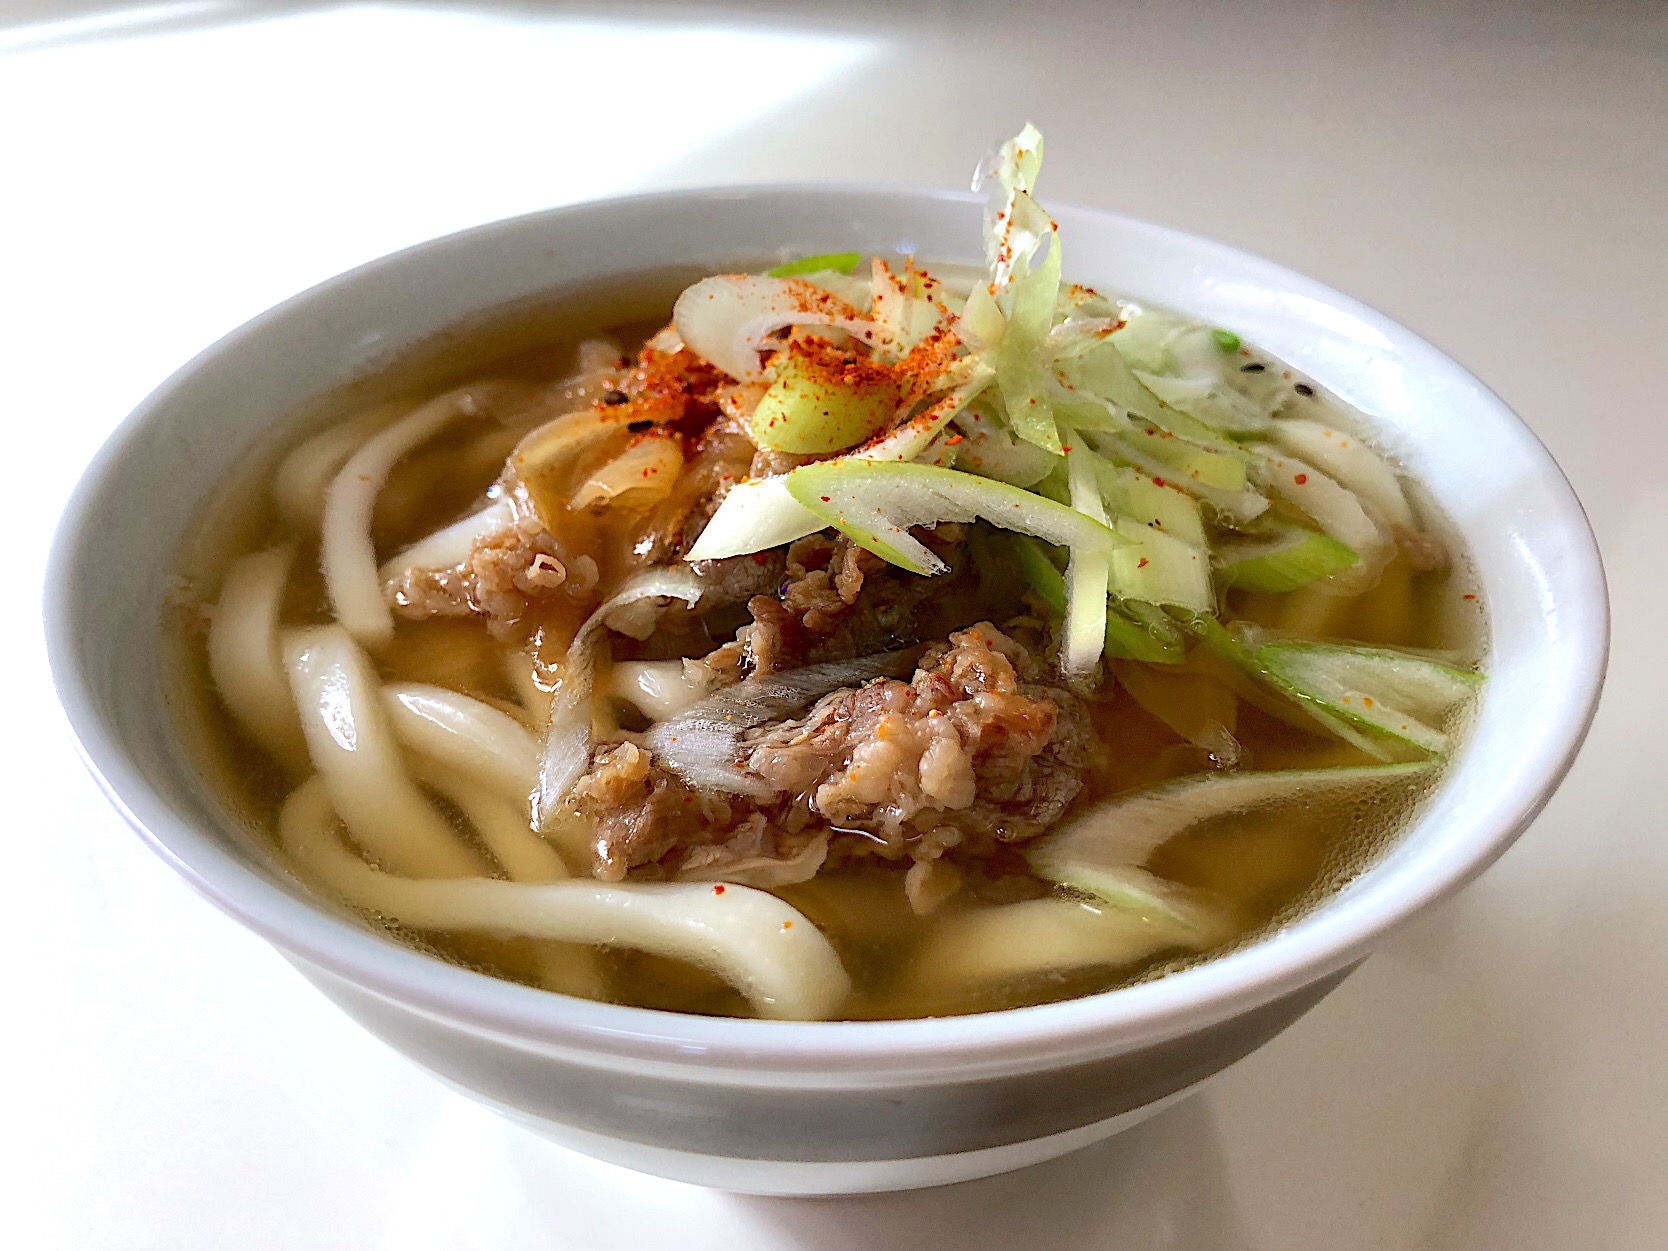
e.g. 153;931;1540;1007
322;385;492;647
283;625;485;879
279;776;852;1020
378;497;514;587
382;682;538;799
414;759;605;999
207;545;308;769
413;759;568;883
274;402;407;531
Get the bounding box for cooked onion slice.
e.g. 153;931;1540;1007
511;406;650;532
533;567;706;828
571;429;683;510
675;832;832;890
672;274;875;382
607;660;717;722
1112;660;1241;766
280;776;851;1020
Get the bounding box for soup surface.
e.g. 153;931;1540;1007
168;131;1483;1021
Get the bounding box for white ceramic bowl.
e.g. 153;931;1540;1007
46;187;1607;1195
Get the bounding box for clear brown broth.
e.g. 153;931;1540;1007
166;269;1482;1020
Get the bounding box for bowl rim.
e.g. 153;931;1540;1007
46;183;1610;1075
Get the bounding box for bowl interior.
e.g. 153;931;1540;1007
47;187;1607;1070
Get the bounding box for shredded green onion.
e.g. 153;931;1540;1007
675;124;1472;723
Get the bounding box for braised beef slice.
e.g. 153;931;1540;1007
702;524;1011;677
389;508;600;638
566;624;1096;882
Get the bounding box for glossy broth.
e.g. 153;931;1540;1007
167;273;1481;1020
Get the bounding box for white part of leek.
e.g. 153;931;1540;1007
912;897;1204;990
283;625;485;879
870;257;951;356
952;403;1059;487
382;682;538;799
1269;418;1415;531
857;358;994;462
1028;763;1434;880
1109;517;1213;613
684;362;994;565
786;459;1123;581
1256;642;1481;756
684;476;824;562
1251;445;1388;569
954;281;1006;349
207;545;307;769
378;497;513;587
279;777;851;1020
1050;864;1217;930
1117;469;1207;548
572;431;683;510
322;386;490;648
1134;371;1272;435
1087;429;1268;525
1064;439;1112;676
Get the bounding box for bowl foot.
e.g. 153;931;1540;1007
487;1081;1203;1196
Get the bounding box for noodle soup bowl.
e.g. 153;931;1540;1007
47;187;1607;1195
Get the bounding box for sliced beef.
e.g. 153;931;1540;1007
743;623;1093;853
707;525;978;676
564;624;1096;881
389;506;600;638
568;739;825;882
691;551;787;609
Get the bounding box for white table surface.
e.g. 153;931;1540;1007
7;2;1665;1246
